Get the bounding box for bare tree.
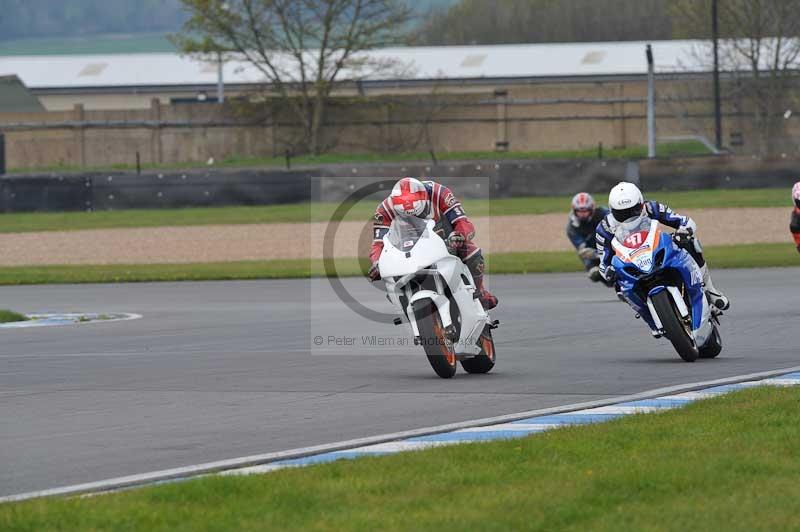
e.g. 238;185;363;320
672;0;800;155
174;0;413;155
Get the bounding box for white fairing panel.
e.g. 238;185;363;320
379;219;489;356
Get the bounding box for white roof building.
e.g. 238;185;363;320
0;40;704;90
0;39;792;110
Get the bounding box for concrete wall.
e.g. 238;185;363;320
4;77;800;170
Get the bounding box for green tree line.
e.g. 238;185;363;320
414;0;697;45
0;0;186;41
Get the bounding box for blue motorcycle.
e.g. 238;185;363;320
611;218;723;362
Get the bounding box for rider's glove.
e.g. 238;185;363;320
368;262;381;282
446;232;467;251
602;265;617;284
674;226;694;245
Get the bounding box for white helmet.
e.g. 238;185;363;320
390;177;430;218
793;181;800;209
609;182;645;223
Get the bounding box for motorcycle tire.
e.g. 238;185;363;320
699;323;723;359
413;300;458;379
460;326;496;374
651;290;699;362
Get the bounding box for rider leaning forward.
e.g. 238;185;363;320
367;177;498;310
596;182;731;336
566;192;609;282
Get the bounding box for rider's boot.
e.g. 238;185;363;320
588;265;602;282
702;264;730;310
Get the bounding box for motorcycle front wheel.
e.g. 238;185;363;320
460;326;496;374
413;300;458;379
651;290;699;362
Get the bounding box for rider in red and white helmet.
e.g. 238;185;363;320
567;192;609;282
791;181;800;253
368;177;498;310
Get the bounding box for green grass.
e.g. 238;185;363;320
0;243;794;286
0;309;28;323
490;243;800;275
8;140;710;175
3;385;798;531
0;188;789;233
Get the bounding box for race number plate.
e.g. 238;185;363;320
623;230;649;248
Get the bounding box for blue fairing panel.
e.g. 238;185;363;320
613;230;706;334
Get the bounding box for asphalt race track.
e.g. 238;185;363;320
1;268;798;497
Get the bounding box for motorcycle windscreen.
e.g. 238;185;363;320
614;216;652;249
386;216;429;252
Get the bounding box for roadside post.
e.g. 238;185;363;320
0;133;5;175
646;44;656;159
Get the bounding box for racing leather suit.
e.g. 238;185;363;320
595;201;706;332
369;180;492;303
791;208;800;253
595;201;702;279
566;207;609;270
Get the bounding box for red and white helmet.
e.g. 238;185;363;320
793;181;800;208
571;192;596;221
390;177;430;218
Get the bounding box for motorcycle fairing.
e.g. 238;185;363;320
612;219;712;345
380;219;488;356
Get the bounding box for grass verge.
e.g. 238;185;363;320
0;188;790;233
0;310;28;323
0;243;794;286
2;385;798;531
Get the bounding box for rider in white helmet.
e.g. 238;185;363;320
595;182;730;319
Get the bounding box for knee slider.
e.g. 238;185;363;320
464;250;485;277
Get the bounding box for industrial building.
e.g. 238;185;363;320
0;40;707;111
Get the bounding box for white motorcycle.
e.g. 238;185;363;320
378;216;498;378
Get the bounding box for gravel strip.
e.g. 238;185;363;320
0;208;791;266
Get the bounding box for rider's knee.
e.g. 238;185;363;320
677;237;706;267
463;248;485;276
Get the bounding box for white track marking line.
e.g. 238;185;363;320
579;405;666;415
3;364;800;504
456;423;562;433
0;313;142;330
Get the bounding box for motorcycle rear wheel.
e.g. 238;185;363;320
413;300;458;379
651;290;699;362
460;327;496;374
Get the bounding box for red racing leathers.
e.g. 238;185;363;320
369;180;496;308
791;208;800;253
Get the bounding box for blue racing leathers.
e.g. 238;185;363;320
595;201;699;280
